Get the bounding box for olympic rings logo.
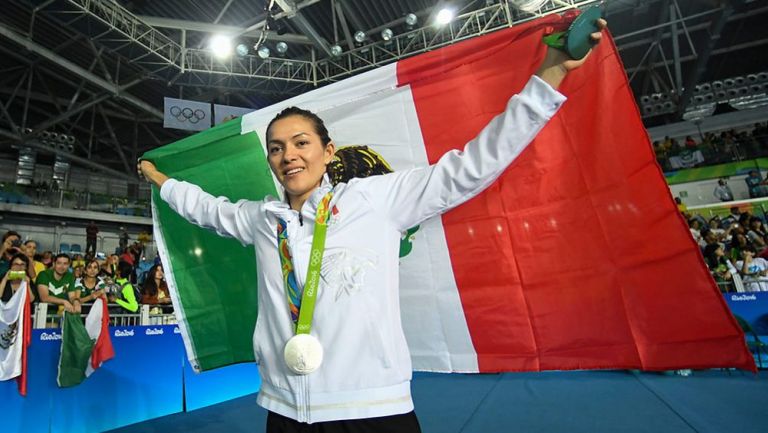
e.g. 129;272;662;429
169;106;206;124
310;249;322;266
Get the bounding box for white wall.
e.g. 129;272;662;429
669;173;758;206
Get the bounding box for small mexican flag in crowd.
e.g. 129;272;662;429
0;282;31;396
57;298;114;387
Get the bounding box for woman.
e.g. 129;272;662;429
729;232;750;263
100;254;119;279
141;264;171;308
704;244;743;293
0;253;35;304
139;20;607;432
75;259;106;304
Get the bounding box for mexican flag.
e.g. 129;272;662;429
57;298;114;387
0;281;31;396
146;17;755;373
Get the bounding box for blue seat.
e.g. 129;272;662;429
70;244;82;253
59;243;71;254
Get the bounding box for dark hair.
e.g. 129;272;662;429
8;253;30;278
2;231;20;242
117;261;133;279
23;239;36;246
266;107;332;147
84;259;100;274
703;244;722;269
750;216;763;225
53;253;71;263
142;264;165;298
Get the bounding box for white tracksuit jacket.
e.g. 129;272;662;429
160;75;565;423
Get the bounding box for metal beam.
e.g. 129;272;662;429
677;0;746;115
0;129;137;182
275;0;333;57
333;0;355;49
0;22;163;119
135;15;313;45
213;0;236;24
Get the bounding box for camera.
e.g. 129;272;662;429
7;270;26;281
10;239;22;248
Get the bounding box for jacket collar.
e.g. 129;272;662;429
263;173;333;219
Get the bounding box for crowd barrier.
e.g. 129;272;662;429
1;325;261;433
3;292;764;433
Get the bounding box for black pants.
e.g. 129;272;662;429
85;238;97;256
266;411;422;433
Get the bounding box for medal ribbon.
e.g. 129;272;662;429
276;192;333;334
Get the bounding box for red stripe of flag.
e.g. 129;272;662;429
397;19;755;372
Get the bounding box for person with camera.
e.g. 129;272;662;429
735;245;768;292
1;231;35;280
0;253;35;305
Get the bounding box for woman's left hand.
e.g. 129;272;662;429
536;18;608;89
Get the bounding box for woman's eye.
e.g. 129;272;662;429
269;147;281;154
297;141;308;147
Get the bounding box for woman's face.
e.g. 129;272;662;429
154;266;164;280
85;261;100;278
266;115;335;202
737;234;748;246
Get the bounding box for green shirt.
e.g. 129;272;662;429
35;268;76;301
75;277;105;298
114;277;139;313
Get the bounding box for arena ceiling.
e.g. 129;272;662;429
0;0;766;180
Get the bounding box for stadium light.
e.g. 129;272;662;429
436;8;455;25
209;34;232;59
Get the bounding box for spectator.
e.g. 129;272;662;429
23;240;46;278
72;253;85;270
685;135;697;149
689;219;705;247
746;216;768;249
41;251;53;269
745;170;765;198
36;253;78;313
120;247;135;267
0;253;35;304
704;244;743;293
119;229;130;252
1;231;24;275
73;264;84;280
721;206;741;227
736;245;768;292
729;232;750;263
100;254;119;279
675;197;687;213
713;179;734;202
108;261;138;313
85;221;99;257
75;259;106;304
141;264;171;307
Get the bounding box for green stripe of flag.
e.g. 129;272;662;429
143;118;278;371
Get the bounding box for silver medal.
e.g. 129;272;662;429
284;334;324;375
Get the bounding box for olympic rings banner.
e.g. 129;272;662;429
164;98;212;131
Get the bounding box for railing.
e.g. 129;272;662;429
33;303;175;329
0;182;150;217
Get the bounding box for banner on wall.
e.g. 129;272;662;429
164;98;212;131
214;104;254;125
